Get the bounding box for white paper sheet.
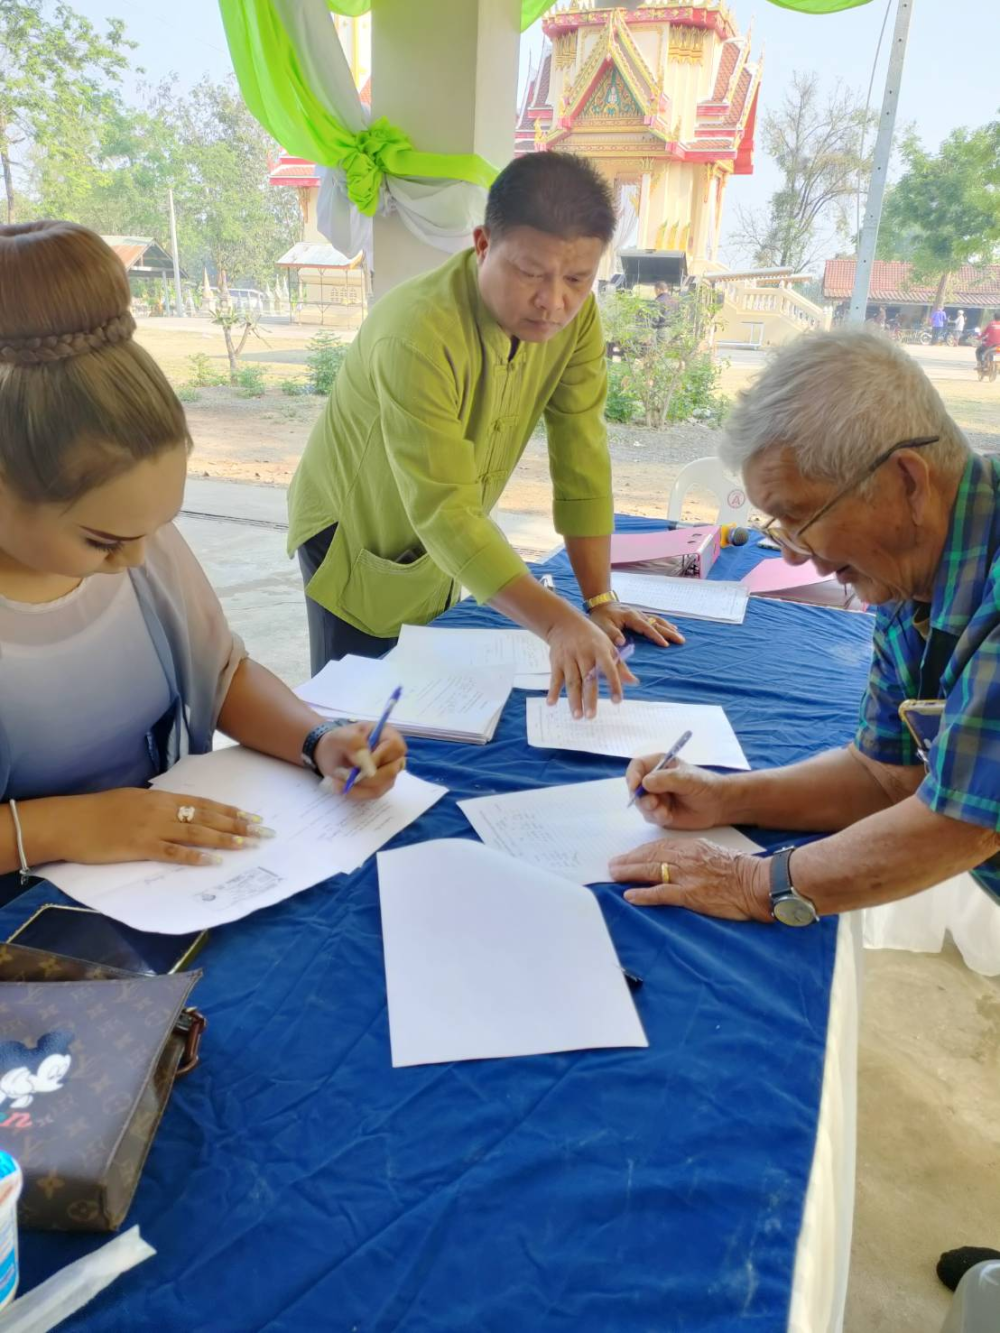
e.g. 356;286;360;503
388;623;551;690
459;777;761;884
296;654;514;743
525;698;750;769
39;748;446;933
377;839;648;1067
614;571;749;624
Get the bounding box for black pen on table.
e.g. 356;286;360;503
342;685;402;794
626;728;692;809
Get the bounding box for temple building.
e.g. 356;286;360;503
516;1;761;273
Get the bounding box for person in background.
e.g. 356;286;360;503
975;312;1000;369
954;308;966;337
287;152;683;722
930;305;947;344
0;222;405;891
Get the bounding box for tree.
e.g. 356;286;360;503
876;121;1000;309
731;72;876;271
0;0;133;223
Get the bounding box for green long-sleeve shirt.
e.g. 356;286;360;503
286;249;614;639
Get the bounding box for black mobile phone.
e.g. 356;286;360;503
8;905;207;976
898;699;945;762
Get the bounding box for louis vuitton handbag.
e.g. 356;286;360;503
0;943;204;1231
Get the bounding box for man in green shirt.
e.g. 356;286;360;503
288;152;681;719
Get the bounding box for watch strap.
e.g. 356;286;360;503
770;846;795;897
301;719;353;774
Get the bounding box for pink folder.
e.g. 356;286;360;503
610;526;718;565
742;559;837;595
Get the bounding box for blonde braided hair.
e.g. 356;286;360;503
0;311;136;365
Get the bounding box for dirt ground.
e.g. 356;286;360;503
138;318;1000;509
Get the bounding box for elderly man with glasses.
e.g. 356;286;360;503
610;327;1000;930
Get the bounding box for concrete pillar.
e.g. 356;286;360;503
370;0;521;298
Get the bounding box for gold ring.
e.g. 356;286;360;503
660;862;671;884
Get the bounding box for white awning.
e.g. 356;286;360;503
276;242;361;270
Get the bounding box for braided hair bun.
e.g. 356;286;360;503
0;220;189;504
0;222;136;364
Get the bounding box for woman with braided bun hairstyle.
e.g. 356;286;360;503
0;221;405;883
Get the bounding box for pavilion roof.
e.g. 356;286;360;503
823;259;1000;308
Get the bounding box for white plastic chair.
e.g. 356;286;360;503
666;457;750;524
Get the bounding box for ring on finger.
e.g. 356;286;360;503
177;805;196;824
660;862;671;884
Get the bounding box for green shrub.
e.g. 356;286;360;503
176;383;200;403
186;352;227;387
666;355;729;426
280;377;311;396
235;364;267;398
306;331;347;395
605;362;638;423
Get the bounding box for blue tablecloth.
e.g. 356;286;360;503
4;520;876;1332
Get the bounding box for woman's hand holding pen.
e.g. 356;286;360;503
314;722;407;799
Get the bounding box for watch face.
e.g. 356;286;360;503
774;895;817;927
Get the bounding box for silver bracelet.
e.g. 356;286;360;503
8;799;32;885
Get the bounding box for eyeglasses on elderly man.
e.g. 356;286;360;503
761;434;941;560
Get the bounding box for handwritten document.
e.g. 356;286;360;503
614;571;749;624
296;654;514;743
459;777;761;884
378;839;648;1067
388;623;551;690
40;747;446;933
525;698;750;769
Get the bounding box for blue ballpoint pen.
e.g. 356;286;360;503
585;638;636;683
342;685;402;794
627;728;692;808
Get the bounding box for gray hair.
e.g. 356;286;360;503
719;327;969;486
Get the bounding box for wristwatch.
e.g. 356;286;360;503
768;847;819;927
584;590;619;613
301;719;352;774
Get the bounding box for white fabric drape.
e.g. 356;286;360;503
863;876;1000;977
275;0;489;263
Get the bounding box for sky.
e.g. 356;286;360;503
68;0;1000;268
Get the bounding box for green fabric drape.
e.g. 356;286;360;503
764;0;874;12
324;0;552;32
220;0;498;214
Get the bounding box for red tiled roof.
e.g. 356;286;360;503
824;259;1000;307
711;40;739;102
532;51;551;108
723;67;752;127
268;157;320;186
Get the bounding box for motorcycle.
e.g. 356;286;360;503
977;345;998;383
958;325;982;347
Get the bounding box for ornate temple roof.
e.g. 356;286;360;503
519;4;760;174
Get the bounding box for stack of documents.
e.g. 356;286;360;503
377;839;648;1067
526;697;750;768
385;623;551;691
40;747;447;933
296;654;515;744
613;570;749;625
459;777;761;885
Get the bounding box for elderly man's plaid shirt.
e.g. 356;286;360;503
856;452;1000;903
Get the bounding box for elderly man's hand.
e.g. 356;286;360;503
626;756;731;830
609;838;772;921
